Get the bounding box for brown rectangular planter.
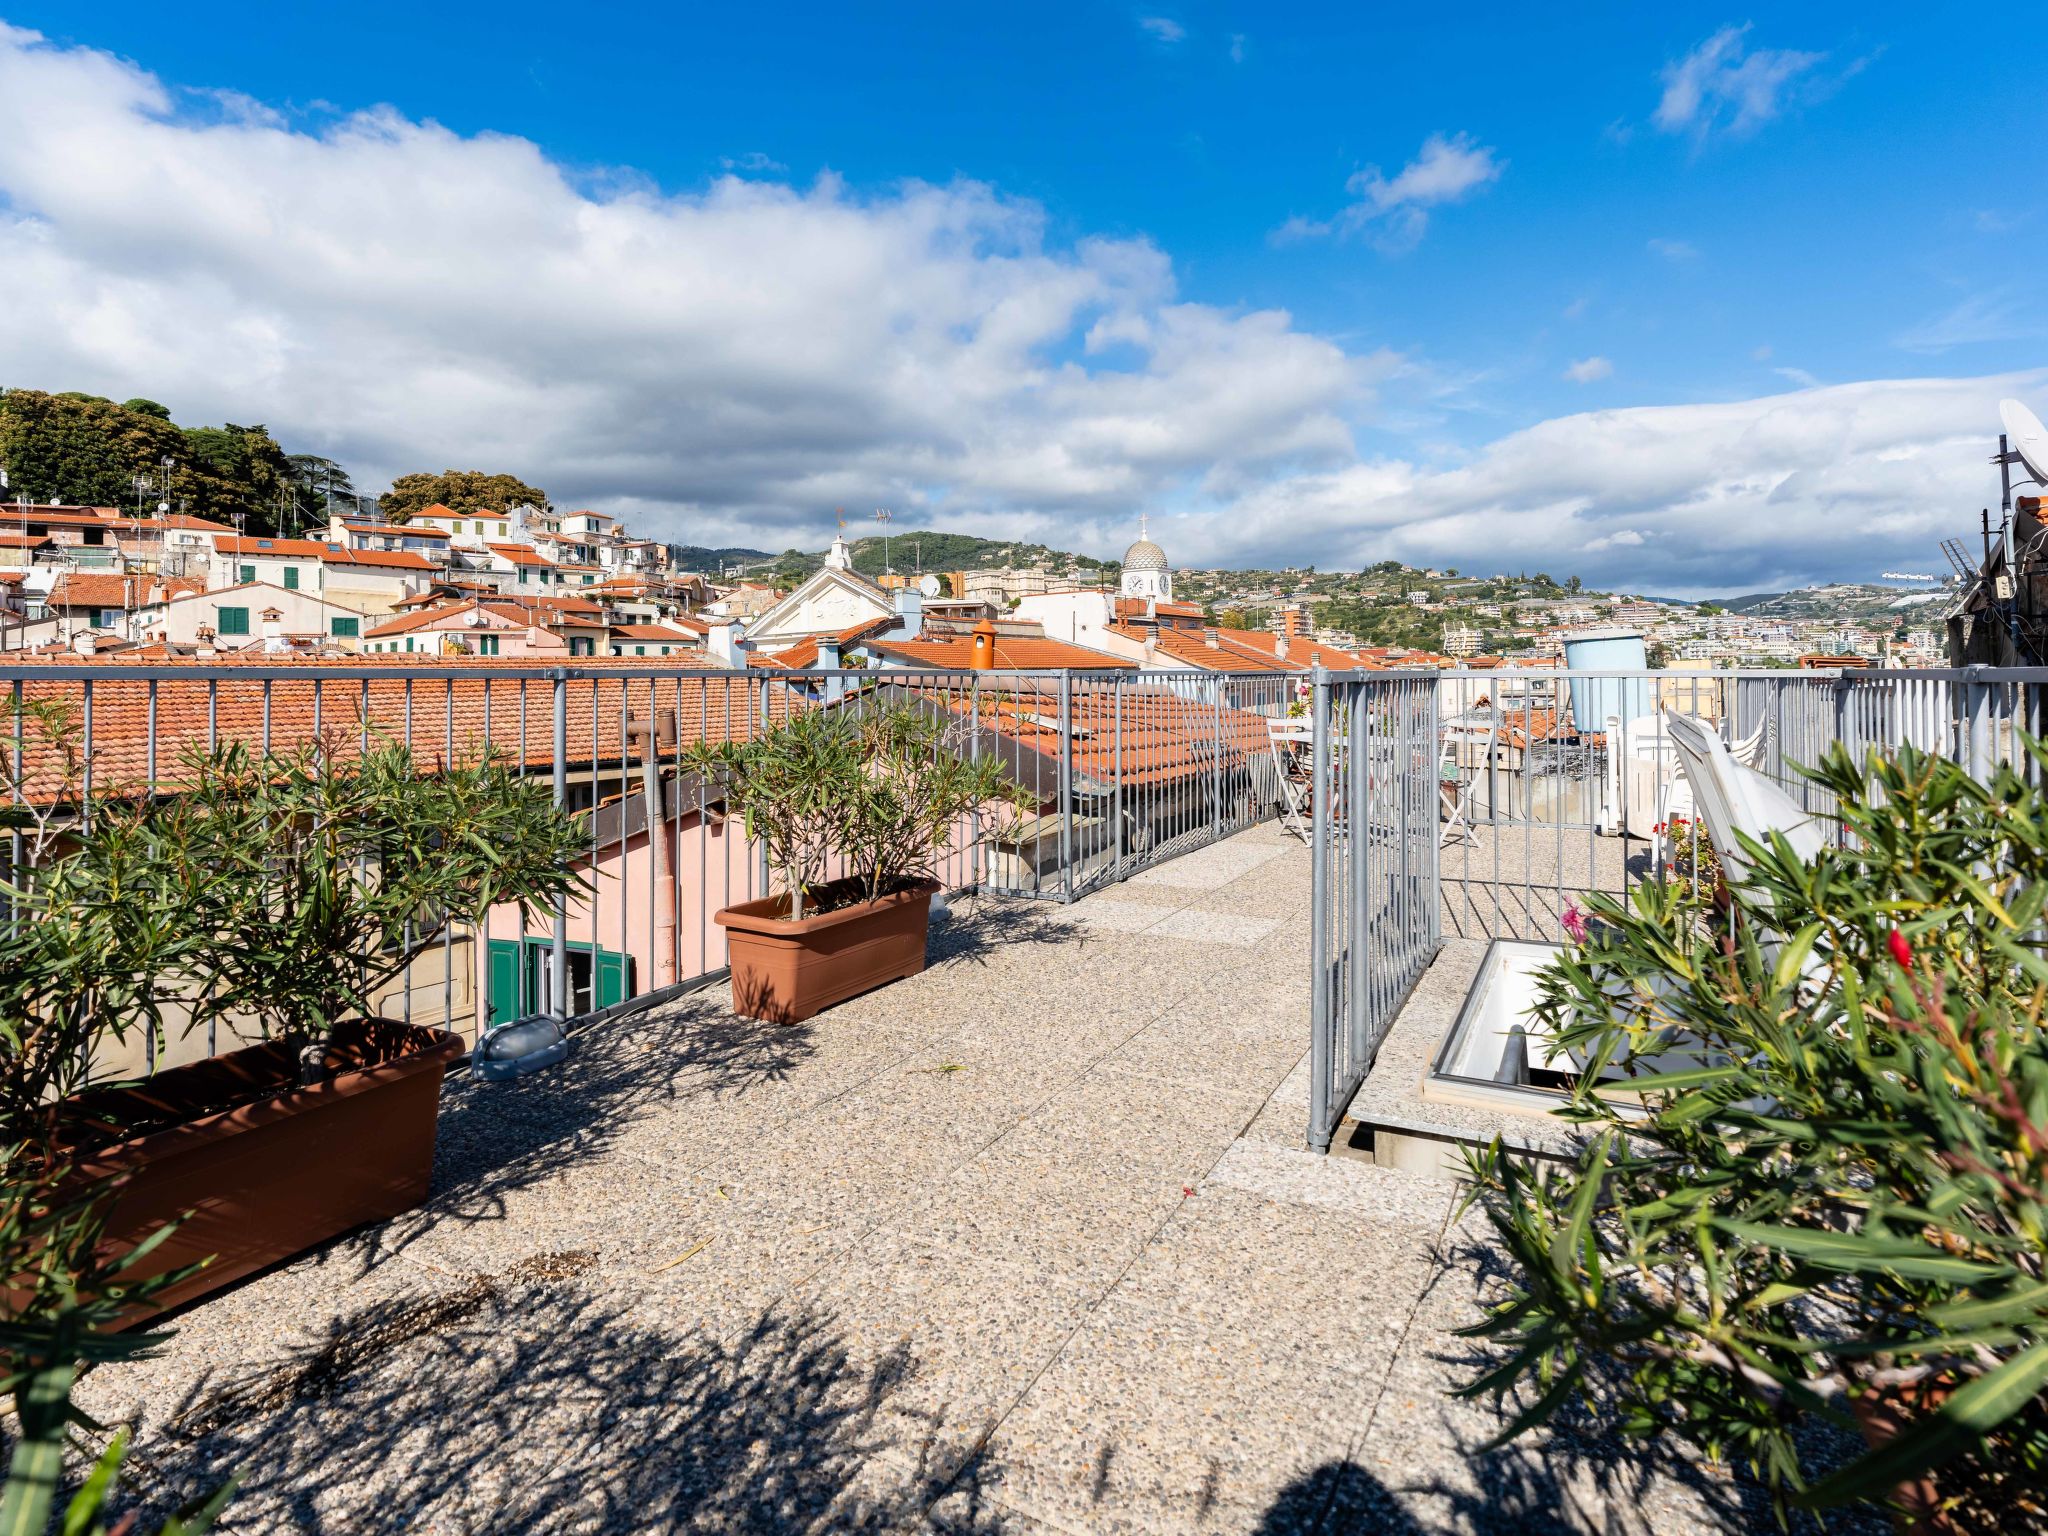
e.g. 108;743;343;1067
715;879;939;1023
53;1018;465;1325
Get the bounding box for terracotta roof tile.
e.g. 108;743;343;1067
867;634;1136;670
5;656;797;802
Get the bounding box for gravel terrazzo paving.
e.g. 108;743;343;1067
73;823;1814;1534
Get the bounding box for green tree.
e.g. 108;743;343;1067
380;470;549;522
0;390;296;533
181;422;294;532
0;388;186;509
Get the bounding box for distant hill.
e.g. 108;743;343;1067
750;528;1109;584
666;543;772;572
1713;584;1945;619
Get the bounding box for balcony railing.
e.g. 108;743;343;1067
3;659;1303;1080
1306;664;2048;1150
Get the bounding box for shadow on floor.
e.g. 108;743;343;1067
129;1252;1013;1534
922;896;1083;970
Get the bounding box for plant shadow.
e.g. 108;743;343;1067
364;981;825;1267
124;1255;1014;1534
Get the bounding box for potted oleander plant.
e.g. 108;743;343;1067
29;736;586;1319
1459;741;2048;1534
689;704;1022;1022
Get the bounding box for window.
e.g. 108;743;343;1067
635;645;646;656
217;606;250;636
331;617;359;638
96;608;119;628
518;568;530;584
478;634;500;656
405;637;416;652
569;636;594;656
239;564;256;584
283;567;299;590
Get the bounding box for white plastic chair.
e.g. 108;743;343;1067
1661;713;1824;908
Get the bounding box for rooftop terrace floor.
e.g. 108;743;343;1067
80;824;1838;1534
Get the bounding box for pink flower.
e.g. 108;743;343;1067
1562;903;1589;944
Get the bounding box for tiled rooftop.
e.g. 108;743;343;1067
77;824;1828;1534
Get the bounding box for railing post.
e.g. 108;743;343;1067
550;668;569;1019
1963;664;1993;782
1211;674;1224;844
1308;666;1335;1152
1112;676;1125;886
1057;669;1074;904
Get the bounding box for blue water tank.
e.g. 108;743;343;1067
1560;629;1652;735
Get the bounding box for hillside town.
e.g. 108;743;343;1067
0;494;1958;674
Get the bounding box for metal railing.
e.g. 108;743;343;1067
2;659;1298;1080
1307;669;1440;1152
1308;663;2048;1148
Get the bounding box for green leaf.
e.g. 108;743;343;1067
1713;1221;2010;1285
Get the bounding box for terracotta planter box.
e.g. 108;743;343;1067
715;879;939;1023
54;1018;464;1325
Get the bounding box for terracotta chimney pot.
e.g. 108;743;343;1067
969;619;997;670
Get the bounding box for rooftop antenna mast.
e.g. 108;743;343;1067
873;507;893;577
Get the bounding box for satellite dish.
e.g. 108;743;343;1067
917;574;942;598
1999;398;2048;486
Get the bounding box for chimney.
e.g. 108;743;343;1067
968;619;997;670
706;617;740;667
816;637;842;670
1275;629;1289;661
1202;624;1220;649
71;628;96;657
891;585;923;638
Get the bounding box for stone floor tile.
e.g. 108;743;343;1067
984;1293;1374;1535
1145;908;1287;948
1111;1183;1433;1376
786;1228;1102;1485
884;1152;1191;1291
1204;1140;1456;1231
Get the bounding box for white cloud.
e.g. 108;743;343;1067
1655;25;1826;140
1275;132;1502;251
0;25;2025;598
1647;237;1699;262
1585;528;1646;551
719;150;787;175
1138;16;1185;43
1562;356;1613;383
1208;371;2048;595
1773;366;1822;388
0;22;1356;553
1228;33;1246;64
1894;288;2043;354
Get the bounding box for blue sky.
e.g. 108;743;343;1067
0;5;2041;590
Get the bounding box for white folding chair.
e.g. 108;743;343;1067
1266;715;1315;841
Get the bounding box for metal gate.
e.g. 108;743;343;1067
1306;670;1440;1152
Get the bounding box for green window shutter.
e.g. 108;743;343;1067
331;617;359;638
596;950;631;1009
486;939;523;1025
239;564;255;584
283;567;299;590
217;606;249;636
